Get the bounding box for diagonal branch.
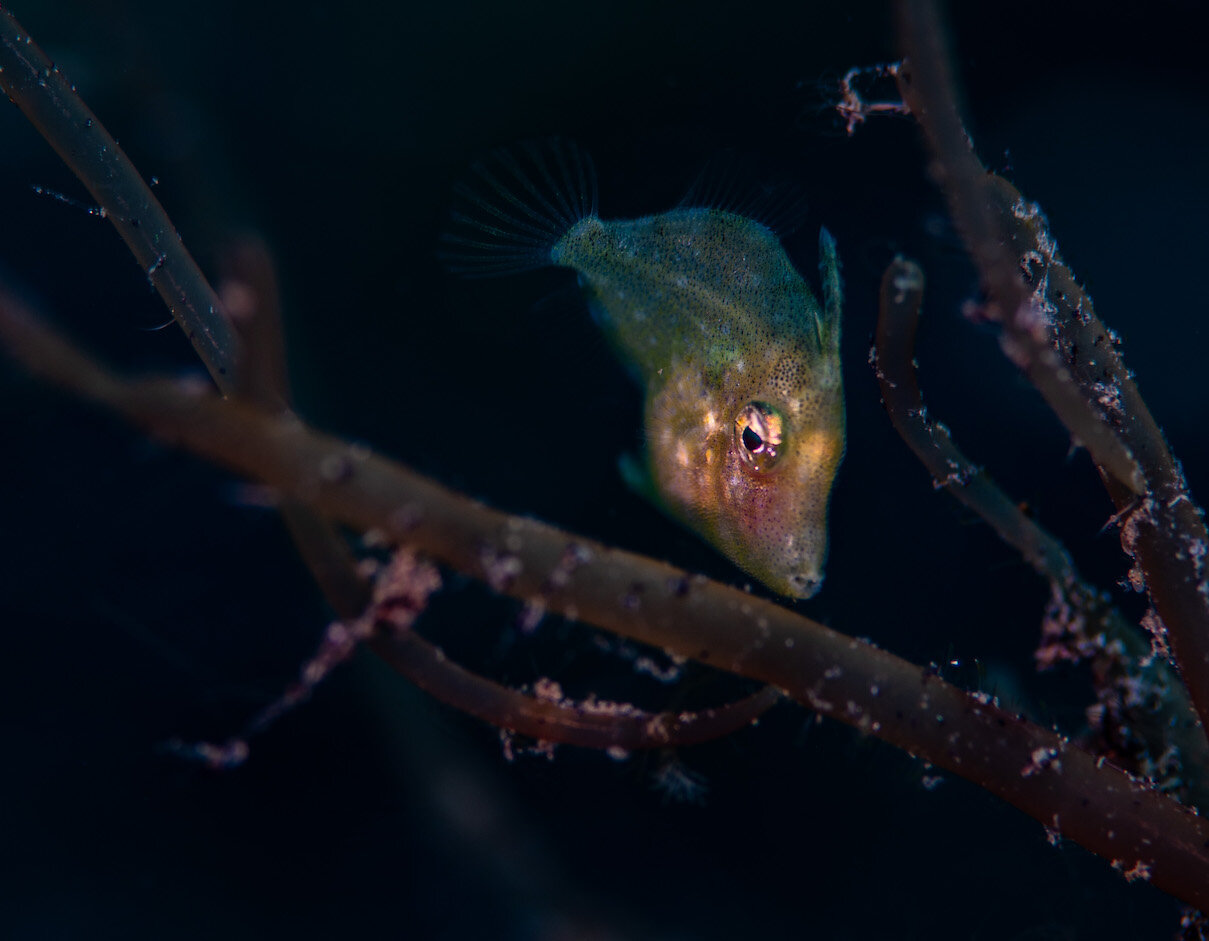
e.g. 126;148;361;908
0;3;239;387
214;242;779;755
0;0;777;758
3;296;1208;909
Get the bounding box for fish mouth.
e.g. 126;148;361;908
785;571;824;599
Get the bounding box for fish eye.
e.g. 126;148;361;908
735;402;784;472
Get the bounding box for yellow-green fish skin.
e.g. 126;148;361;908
554;209;844;599
446;146;844;598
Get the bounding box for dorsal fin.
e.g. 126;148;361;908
815;227;843;351
679;150;811;236
440;138;598;278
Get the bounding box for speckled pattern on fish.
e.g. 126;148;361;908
445;142;844;598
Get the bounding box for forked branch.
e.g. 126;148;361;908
1;297;1207;907
876;258;1209;807
895;0;1209;743
4;0;1209;911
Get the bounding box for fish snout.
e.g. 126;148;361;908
774;529;827;599
786;571;824;599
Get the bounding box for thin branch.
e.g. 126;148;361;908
984;174;1209;733
215;238;778;753
371;631;782;750
3;299;1207;909
216;236;374;615
0;4;240;388
218;247;786;755
219;238;290;411
876;257;1209;806
894;0;1209;744
892;1;1141;496
5;0;1208;908
875;259;1075;580
0;0;781;756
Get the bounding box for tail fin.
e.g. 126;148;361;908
441;139;598;277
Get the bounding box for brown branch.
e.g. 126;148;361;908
371;631;781;750
875;259;1076;581
892;1;1141;496
215;236;375;617
876;257;1209;806
6;0;1209;909
219;238;290;411
894;0;1209;745
983;174;1209;734
0;4;240;388
3;299;1208;910
214;237;778;753
0;0;781;758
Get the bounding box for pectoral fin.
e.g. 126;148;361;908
618;451;662;506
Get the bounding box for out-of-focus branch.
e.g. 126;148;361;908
0;4;240;387
3;299;1207;909
220;239;289;411
216;237;374;617
875;258;1209;806
894;0;1209;744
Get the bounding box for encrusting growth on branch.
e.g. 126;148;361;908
4;0;1209;915
2;294;1209;907
896;0;1209;747
0;4;782;760
203;237;784;759
875;258;1209;806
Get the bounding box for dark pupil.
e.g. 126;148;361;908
742;426;763;452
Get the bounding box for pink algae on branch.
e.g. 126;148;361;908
169;549;441;770
833;63;910;136
1021;746;1063;778
1114;859;1155;883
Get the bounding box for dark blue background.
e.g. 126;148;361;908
1;1;1207;937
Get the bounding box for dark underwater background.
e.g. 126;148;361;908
1;1;1208;938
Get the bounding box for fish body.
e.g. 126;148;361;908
446;144;844;598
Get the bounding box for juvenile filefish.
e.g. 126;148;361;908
444;142;844;598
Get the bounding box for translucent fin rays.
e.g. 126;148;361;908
679;150;812;236
441;139;598;277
